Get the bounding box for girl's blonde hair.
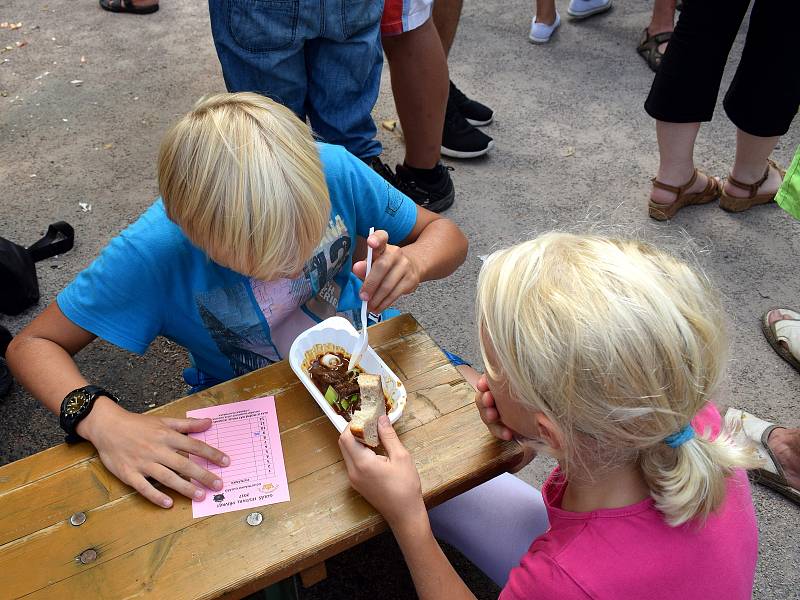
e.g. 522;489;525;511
476;232;759;526
158;92;330;280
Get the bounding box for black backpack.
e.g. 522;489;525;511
0;222;74;315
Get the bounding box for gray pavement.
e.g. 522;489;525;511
1;0;798;598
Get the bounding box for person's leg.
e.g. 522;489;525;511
432;0;462;57
644;0;750;206
428;472;549;587
649;121;716;205
645;0;676;56
721;0;800;200
382;19;448;171
208;0;308;119
722;130;783;200
303;1;383;160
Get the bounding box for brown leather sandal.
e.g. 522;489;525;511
648;169;720;221
719;158;785;213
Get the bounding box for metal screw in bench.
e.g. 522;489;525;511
69;512;86;526
246;512;263;526
76;548;98;564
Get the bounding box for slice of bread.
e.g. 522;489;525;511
350;374;385;447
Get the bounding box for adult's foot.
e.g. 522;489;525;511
761;308;800;372
394;163;455;213
448;81;494;127
767;427;800;493
442;95;494;159
99;0;159;14
650;168;718;206
723;160;784;200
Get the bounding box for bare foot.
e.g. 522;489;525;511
646;26;671;56
767;427;800;491
724;161;783;199
650;169;718;206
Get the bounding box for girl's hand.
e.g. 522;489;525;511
80;398;230;508
353;230;421;314
338;416;426;529
474;375;513;442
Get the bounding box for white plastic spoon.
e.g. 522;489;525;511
348;227;374;372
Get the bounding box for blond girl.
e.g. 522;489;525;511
339;232;759;599
8;92;467;509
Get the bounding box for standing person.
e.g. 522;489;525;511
380;11;461;213
339;233;760;598
208;0;384;165
645;0;799;220
432;0;496;155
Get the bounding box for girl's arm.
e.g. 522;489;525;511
7;302;230;507
338;417;477;600
353;207;468;313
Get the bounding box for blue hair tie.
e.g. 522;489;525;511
664;424;695;448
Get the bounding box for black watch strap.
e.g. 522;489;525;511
60;385;120;444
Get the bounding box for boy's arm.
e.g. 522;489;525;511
7;302;230;508
354;208;468;313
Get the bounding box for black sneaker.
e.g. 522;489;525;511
394;163;455;213
442;95;494;159
449;80;494;127
369;156;397;186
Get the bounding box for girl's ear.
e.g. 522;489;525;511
535;413;565;454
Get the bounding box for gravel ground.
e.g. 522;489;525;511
1;0;798;598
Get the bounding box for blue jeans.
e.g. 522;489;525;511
209;0;384;160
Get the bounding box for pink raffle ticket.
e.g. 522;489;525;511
187;396;290;518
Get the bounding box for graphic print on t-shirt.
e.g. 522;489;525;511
196;216;353;376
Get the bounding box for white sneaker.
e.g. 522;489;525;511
567;0;612;19
529;12;561;44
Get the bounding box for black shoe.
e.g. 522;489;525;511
449;80;494;127
370;156;397;186
442;95;494;159
394;163;455;213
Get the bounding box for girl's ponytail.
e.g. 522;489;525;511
640;426;760;526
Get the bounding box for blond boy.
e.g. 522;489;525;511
8;93;467;508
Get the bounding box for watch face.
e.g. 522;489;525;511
65;393;89;416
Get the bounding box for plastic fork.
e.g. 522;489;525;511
348;227;374;372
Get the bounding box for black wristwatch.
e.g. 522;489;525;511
59;385;120;443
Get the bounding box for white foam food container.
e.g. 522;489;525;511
289;316;407;433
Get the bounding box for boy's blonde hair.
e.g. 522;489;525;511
476;232;759;526
158;92;330;280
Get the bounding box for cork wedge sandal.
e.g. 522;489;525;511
648;169;720;221
720;158;785;213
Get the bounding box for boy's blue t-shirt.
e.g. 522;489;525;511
58;143;417;384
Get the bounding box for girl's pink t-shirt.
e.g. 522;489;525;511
500;404;758;600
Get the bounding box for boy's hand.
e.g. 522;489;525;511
338;416;426;529
475;375;513;442
79;398;229;508
353;230;420;314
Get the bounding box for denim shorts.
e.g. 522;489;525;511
209;0;384;160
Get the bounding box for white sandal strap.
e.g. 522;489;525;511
724;408;784;478
773;319;800;357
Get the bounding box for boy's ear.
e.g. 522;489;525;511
535;413;565;454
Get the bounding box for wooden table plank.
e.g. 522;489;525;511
20;406;521;600
0;314;523;599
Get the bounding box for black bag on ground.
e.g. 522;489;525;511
0;222;74;315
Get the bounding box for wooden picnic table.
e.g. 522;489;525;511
0;314;523;599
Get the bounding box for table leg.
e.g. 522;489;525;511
299;561;328;588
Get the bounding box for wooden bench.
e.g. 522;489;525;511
0;314;523;599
